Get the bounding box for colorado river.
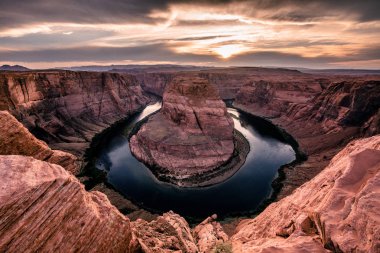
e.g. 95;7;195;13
93;101;295;218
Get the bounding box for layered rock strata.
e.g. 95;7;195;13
0;155;132;252
0;110;80;174
234;79;380;199
0;71;151;157
192;214;229;253
136;67;319;99
130;76;236;185
231;135;380;252
130;212;229;253
130;211;198;253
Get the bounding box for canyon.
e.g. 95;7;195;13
0;71;152;159
0;67;379;252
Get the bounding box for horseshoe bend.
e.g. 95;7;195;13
1;1;380;251
129;76;249;186
1;67;379;252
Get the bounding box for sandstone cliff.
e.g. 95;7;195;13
231;135;380;252
0;71;151;157
136;67;318;100
130;212;229;253
234;79;380;199
0;110;80;174
0;155;132;253
130;76;235;185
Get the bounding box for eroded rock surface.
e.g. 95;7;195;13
234;79;380;199
0;155;132;253
0;110;80;174
130;211;198;253
231;135;380;253
130;76;235;185
0;71;151;157
193;214;229;253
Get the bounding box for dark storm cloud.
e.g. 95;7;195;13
0;0;379;30
2;42;379;68
0;44;216;63
241;0;380;22
228;45;380;67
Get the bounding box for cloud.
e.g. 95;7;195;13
0;44;217;63
0;0;379;31
0;0;379;69
175;35;231;41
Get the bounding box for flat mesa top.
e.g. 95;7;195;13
166;77;219;99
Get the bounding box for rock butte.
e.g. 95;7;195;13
130;76;235;185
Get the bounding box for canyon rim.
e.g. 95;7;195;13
1;0;380;252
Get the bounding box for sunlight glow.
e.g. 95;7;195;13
214;44;248;58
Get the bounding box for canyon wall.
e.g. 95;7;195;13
136;67;319;99
234;79;380;199
231;135;380;253
0;68;379;252
0;110;80;174
0;155;133;252
0;71;152;157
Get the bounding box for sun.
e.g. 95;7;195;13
213;44;246;59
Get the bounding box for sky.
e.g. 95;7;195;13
0;0;379;69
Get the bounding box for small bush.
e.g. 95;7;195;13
213;242;232;253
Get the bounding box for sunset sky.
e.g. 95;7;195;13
0;0;379;69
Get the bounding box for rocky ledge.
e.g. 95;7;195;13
0;155;133;252
234;79;380;200
231;135;380;252
0;110;80;174
130;76;244;186
0;71;152;158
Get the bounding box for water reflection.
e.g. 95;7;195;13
94;103;295;219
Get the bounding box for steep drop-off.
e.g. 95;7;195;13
136;67;320;99
234;79;380;199
231;135;380;252
130;76;236;186
0;110;80;174
0;155;133;252
0;71;152;157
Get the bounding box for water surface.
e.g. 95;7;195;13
94;102;295;218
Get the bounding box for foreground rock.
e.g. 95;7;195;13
0;71;151;157
231;135;380;252
130;211;198;253
193;214;229;253
0;155;132;252
0;110;80;174
130;76;235;186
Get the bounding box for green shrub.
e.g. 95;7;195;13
213;242;232;253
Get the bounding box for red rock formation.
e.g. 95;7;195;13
0;71;151;157
130;211;198;253
234;79;380;199
0;110;80;174
231;135;380;252
192;214;229;253
0;155;132;252
130;76;235;185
